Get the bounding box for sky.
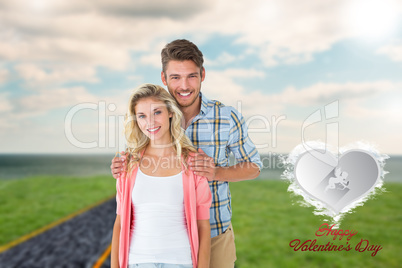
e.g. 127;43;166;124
1;0;402;155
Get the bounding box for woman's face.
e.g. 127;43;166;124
134;97;172;145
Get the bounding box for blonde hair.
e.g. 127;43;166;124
124;83;196;172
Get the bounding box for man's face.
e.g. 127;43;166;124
161;60;205;109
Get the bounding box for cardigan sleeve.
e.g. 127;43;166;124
195;175;212;220
115;176;123;215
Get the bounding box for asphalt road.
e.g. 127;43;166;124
0;198;116;268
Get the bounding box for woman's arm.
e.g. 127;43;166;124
194;173;212;268
111;215;121;268
197;219;211;268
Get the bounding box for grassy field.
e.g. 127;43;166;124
0;176;401;267
231;179;402;268
0;175;116;246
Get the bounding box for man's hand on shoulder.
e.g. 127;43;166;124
189;148;217;181
189;148;261;183
110;151;126;179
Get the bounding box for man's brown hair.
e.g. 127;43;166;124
161;39;204;76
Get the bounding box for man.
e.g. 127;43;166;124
111;39;262;268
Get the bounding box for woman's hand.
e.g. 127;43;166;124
110;152;126;179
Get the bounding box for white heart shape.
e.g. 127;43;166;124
295;149;380;214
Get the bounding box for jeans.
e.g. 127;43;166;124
128;263;192;268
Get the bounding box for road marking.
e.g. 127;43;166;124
92;243;112;268
0;194;115;253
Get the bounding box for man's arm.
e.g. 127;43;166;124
189;148;260;182
189;107;262;182
215;161;260;182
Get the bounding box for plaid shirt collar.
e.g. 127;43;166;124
199;92;209;116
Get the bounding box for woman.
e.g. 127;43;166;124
111;84;212;268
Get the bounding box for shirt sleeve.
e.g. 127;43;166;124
195;175;212;220
228;108;263;170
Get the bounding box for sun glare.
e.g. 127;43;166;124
385;98;402;121
254;0;280;23
30;0;51;12
345;0;400;40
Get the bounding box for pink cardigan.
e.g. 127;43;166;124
116;159;212;268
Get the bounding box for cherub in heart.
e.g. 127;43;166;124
325;167;350;192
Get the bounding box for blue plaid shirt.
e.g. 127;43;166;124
185;93;263;237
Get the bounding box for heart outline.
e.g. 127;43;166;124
294;149;380;214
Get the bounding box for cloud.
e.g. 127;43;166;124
0;0;379;73
15;87;97;115
205;52;238;66
203;69;400;120
0;68;9;84
96;0;212;18
202;68;264;99
0;6;180;70
0;86;105;133
203;72;399;119
139;40;171;68
0;92;13;113
269;81;398;106
201;73;402;153
218;68;265;78
343;90;402;121
1;0;213;17
377;42;402;62
4;0;399;97
189;0;353;66
15;63;98;86
2;0;402;78
0;36;132;70
2;0;401;154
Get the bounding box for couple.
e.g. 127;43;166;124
111;39;263;268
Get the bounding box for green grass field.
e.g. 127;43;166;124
0;176;401;267
231;179;402;268
0;175;116;245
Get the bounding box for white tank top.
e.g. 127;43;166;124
128;168;192;265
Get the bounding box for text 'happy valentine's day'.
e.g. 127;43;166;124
289;223;383;257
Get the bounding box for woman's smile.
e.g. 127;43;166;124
135;97;172;145
147;126;161;134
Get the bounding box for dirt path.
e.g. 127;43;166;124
0;198;116;268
